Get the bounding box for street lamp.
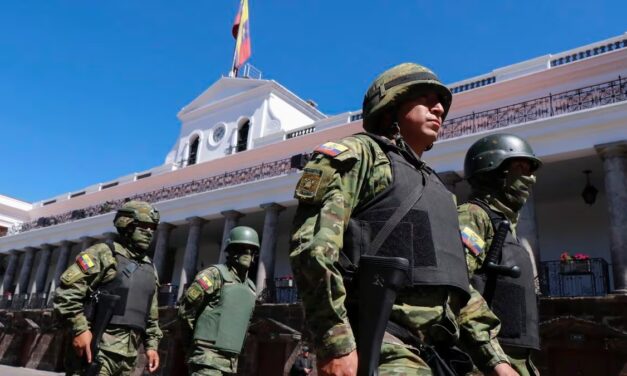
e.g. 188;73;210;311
581;170;598;205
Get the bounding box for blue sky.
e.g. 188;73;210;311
1;1;625;202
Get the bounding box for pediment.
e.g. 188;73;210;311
178;77;270;116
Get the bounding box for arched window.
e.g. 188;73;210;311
188;135;200;166
236;120;250;153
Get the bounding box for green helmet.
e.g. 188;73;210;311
225;226;260;252
362;62;453;132
113;200;160;230
464;133;542;180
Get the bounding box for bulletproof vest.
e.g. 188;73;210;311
98;243;156;332
193;264;256;354
343;134;470;302
469;201;540;350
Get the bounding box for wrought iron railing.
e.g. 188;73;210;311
439;76;627;140
6;157;295;237
157;284;179;307
540;258;610;297
259;276;299;304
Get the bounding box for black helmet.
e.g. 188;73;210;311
464;133;542;180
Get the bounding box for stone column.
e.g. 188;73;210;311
32;244;53;293
15;247;36;294
518;193;541;265
50;240;75;294
218;210;243;263
178;217;207;298
595;141;627;293
256;203;285;297
439;171;463;195
153;222;175;282
1;252;19;294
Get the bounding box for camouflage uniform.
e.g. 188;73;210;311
458;197;539;376
178;226;258;376
290;134;509;374
458;133;542;376
54;242;162;376
178;266;241;376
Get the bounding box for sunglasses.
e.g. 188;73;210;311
134;221;157;231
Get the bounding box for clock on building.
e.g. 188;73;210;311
212;124;226;143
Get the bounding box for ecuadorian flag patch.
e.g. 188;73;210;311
461;227;485;256
197;275;213;290
76;254;95;272
314;142;349;157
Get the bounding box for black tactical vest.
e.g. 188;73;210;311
343;134;470;301
469;201;540;350
99;244;156;332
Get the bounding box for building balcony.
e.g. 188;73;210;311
540;258;610;297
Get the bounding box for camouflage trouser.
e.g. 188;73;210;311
378;342;432;376
187;343;237;376
505;347;539;376
65;348;137;376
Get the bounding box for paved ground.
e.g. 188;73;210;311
0;365;63;375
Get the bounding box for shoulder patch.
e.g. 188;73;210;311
60;264;84;285
76;253;96;272
314;142;349;157
295;168;323;201
461;227;485;256
186;284;203;301
196;274;213;290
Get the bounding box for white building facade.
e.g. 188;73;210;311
0;33;626;310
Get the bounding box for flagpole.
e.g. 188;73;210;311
230;0;243;77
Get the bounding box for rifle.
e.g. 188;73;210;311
356;255;409;376
85;291;121;376
482;220;520;304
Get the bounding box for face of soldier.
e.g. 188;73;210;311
396;92;445;155
228;245;256;270
130;221;157;252
501;159;537;211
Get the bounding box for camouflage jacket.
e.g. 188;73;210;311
177;264;246;372
53;242;162;356
289;134;507;366
457;197;520;369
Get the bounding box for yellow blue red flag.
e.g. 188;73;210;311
232;0;251;69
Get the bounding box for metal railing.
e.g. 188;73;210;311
157;284;179;307
540;258;610;297
259;277;299;304
6;157;296;237
440;76;627;140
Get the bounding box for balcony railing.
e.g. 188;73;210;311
259;277;299;304
540;258;610;297
5;157;296;237
440;76;627;140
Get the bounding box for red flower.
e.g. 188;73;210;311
573;253;590;261
560;252;572;263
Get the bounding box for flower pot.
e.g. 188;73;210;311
560;260;592;274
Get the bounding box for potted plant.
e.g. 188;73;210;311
560;251;591;274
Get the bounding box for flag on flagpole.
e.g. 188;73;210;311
232;0;251;72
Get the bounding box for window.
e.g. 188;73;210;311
236;120;250;153
188;136;200;165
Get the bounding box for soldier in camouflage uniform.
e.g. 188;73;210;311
178;226;258;376
457;134;542;376
290;63;517;376
54;200;162;375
